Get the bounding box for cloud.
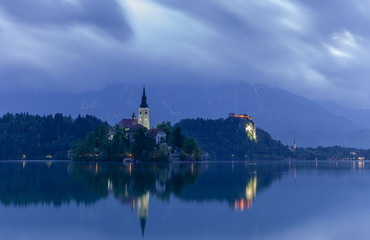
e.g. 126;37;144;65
1;0;370;107
147;0;370;107
0;0;131;40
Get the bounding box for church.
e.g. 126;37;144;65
116;87;150;131
138;87;150;129
110;87;166;144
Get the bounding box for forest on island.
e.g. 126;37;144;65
70;122;202;161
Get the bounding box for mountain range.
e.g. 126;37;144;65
1;83;370;148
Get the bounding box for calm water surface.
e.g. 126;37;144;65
0;160;369;240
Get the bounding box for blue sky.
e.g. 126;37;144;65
1;0;370;107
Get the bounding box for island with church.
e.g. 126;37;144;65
69;87;203;162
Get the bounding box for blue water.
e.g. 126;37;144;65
0;160;368;239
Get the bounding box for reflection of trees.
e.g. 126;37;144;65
178;162;288;211
0;161;291;234
0;161;288;208
66;162;201;201
67;162;202;236
0;161;100;206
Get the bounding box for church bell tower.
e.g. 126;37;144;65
138;87;150;129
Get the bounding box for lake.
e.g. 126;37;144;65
0;160;369;239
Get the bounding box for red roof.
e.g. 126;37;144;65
118;118;138;128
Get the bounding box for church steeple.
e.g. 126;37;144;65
138;87;150;129
140;87;148;108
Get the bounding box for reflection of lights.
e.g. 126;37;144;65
23;161;26;169
245;176;257;201
46;161;52;168
191;163;194;175
358;161;365;169
234;199;253;212
137;191;150;218
124;184;129;197
234;175;258;212
107;178;113;191
95;163;98;174
294;168;296;181
129;163;132;176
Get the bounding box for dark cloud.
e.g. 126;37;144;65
0;0;131;40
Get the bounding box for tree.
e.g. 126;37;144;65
156;122;172;136
131;128;155;161
171;126;184;148
182;137;202;161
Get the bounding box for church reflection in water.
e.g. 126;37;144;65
0;161;287;235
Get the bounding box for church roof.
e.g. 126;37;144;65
128;124;144;132
140;87;149;108
118;118;138;129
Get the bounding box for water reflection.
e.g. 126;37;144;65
0;161;280;233
0;160;369;239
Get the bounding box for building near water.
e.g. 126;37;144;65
149;129;167;145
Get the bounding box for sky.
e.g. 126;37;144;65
1;0;370;107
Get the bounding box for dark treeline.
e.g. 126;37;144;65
294;146;370;160
0;113;106;160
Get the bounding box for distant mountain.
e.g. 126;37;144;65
319;101;370;129
0;83;369;148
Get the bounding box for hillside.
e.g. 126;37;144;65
177;117;292;160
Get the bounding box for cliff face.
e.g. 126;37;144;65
226;116;257;142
